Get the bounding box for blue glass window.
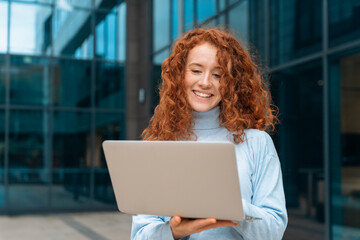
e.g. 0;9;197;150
118;2;126;62
96;9;117;61
153;0;170;51
0;1;8;53
52;7;93;59
329;0;360;48
270;0;322;66
271;60;324;219
229;0;249;41
95;62;125;109
329;52;360;239
52;110;92;208
184;0;194;31
9;2;52;55
94;112;125;204
9;56;51;106
172;0;179;40
0;55;5;105
197;0;216;24
52;59;92;108
8;109;49;210
0;110;4;209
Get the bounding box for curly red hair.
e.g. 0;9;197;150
142;28;278;144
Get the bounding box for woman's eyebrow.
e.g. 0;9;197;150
188;63;222;70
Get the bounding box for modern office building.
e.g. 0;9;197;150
0;0;359;239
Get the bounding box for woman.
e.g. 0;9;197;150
131;28;287;240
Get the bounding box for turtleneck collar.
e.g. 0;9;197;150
192;106;221;130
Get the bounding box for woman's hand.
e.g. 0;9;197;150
169;215;238;239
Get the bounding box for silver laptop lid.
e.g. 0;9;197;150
103;140;244;221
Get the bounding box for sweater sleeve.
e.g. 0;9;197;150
131;215;190;240
232;132;288;240
131;215;173;240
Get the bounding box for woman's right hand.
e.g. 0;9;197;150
169;215;238;239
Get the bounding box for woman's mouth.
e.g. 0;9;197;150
193;90;212;98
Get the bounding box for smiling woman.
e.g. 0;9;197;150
133;28;288;240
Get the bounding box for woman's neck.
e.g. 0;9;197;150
192;106;220;130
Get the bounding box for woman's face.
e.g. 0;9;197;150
184;42;222;112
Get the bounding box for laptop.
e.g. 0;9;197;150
102;140;245;221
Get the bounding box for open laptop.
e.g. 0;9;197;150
102;140;246;221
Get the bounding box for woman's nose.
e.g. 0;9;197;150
198;73;211;87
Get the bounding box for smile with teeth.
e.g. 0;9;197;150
193;90;212;98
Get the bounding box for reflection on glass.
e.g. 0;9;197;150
10;2;51;55
96;10;117;61
52;111;91;208
184;0;194;31
172;0;179;40
55;0;92;10
53;59;91;108
53;7;93;58
270;0;322;66
95;62;125;109
8;110;49;209
330;53;360;239
0;1;8;53
0;55;5;105
229;1;248;41
271;61;324;222
153;0;170;51
118;2;126;62
197;0;216;24
10;56;50;106
0;110;3;209
329;0;360;47
94;112;125;204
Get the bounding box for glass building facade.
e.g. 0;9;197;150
0;0;126;212
1;0;360;239
151;0;360;239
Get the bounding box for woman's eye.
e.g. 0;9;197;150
191;70;201;74
213;74;221;79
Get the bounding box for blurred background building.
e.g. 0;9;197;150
0;0;359;239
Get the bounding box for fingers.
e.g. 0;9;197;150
170;215;182;227
198;220;238;232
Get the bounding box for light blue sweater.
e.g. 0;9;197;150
131;106;288;240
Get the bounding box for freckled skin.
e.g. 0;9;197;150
184;42;222;112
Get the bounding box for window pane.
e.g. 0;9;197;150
229;0;249;41
96;10;117;61
270;0;322;66
329;0;360;48
197;0;216;24
172;0;179;40
95;0;122;11
271;61;325;228
330;52;360;239
0;55;6;105
0;1;8;53
118;2;126;62
94;112;125;204
184;0;194;32
10;2;51;55
53;59;92;108
153;0;170;52
10;56;51;106
249;0;266;61
52;111;92;208
0;110;4;209
8;110;49;210
53;7;93;59
95;62;125;109
55;0;92;10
